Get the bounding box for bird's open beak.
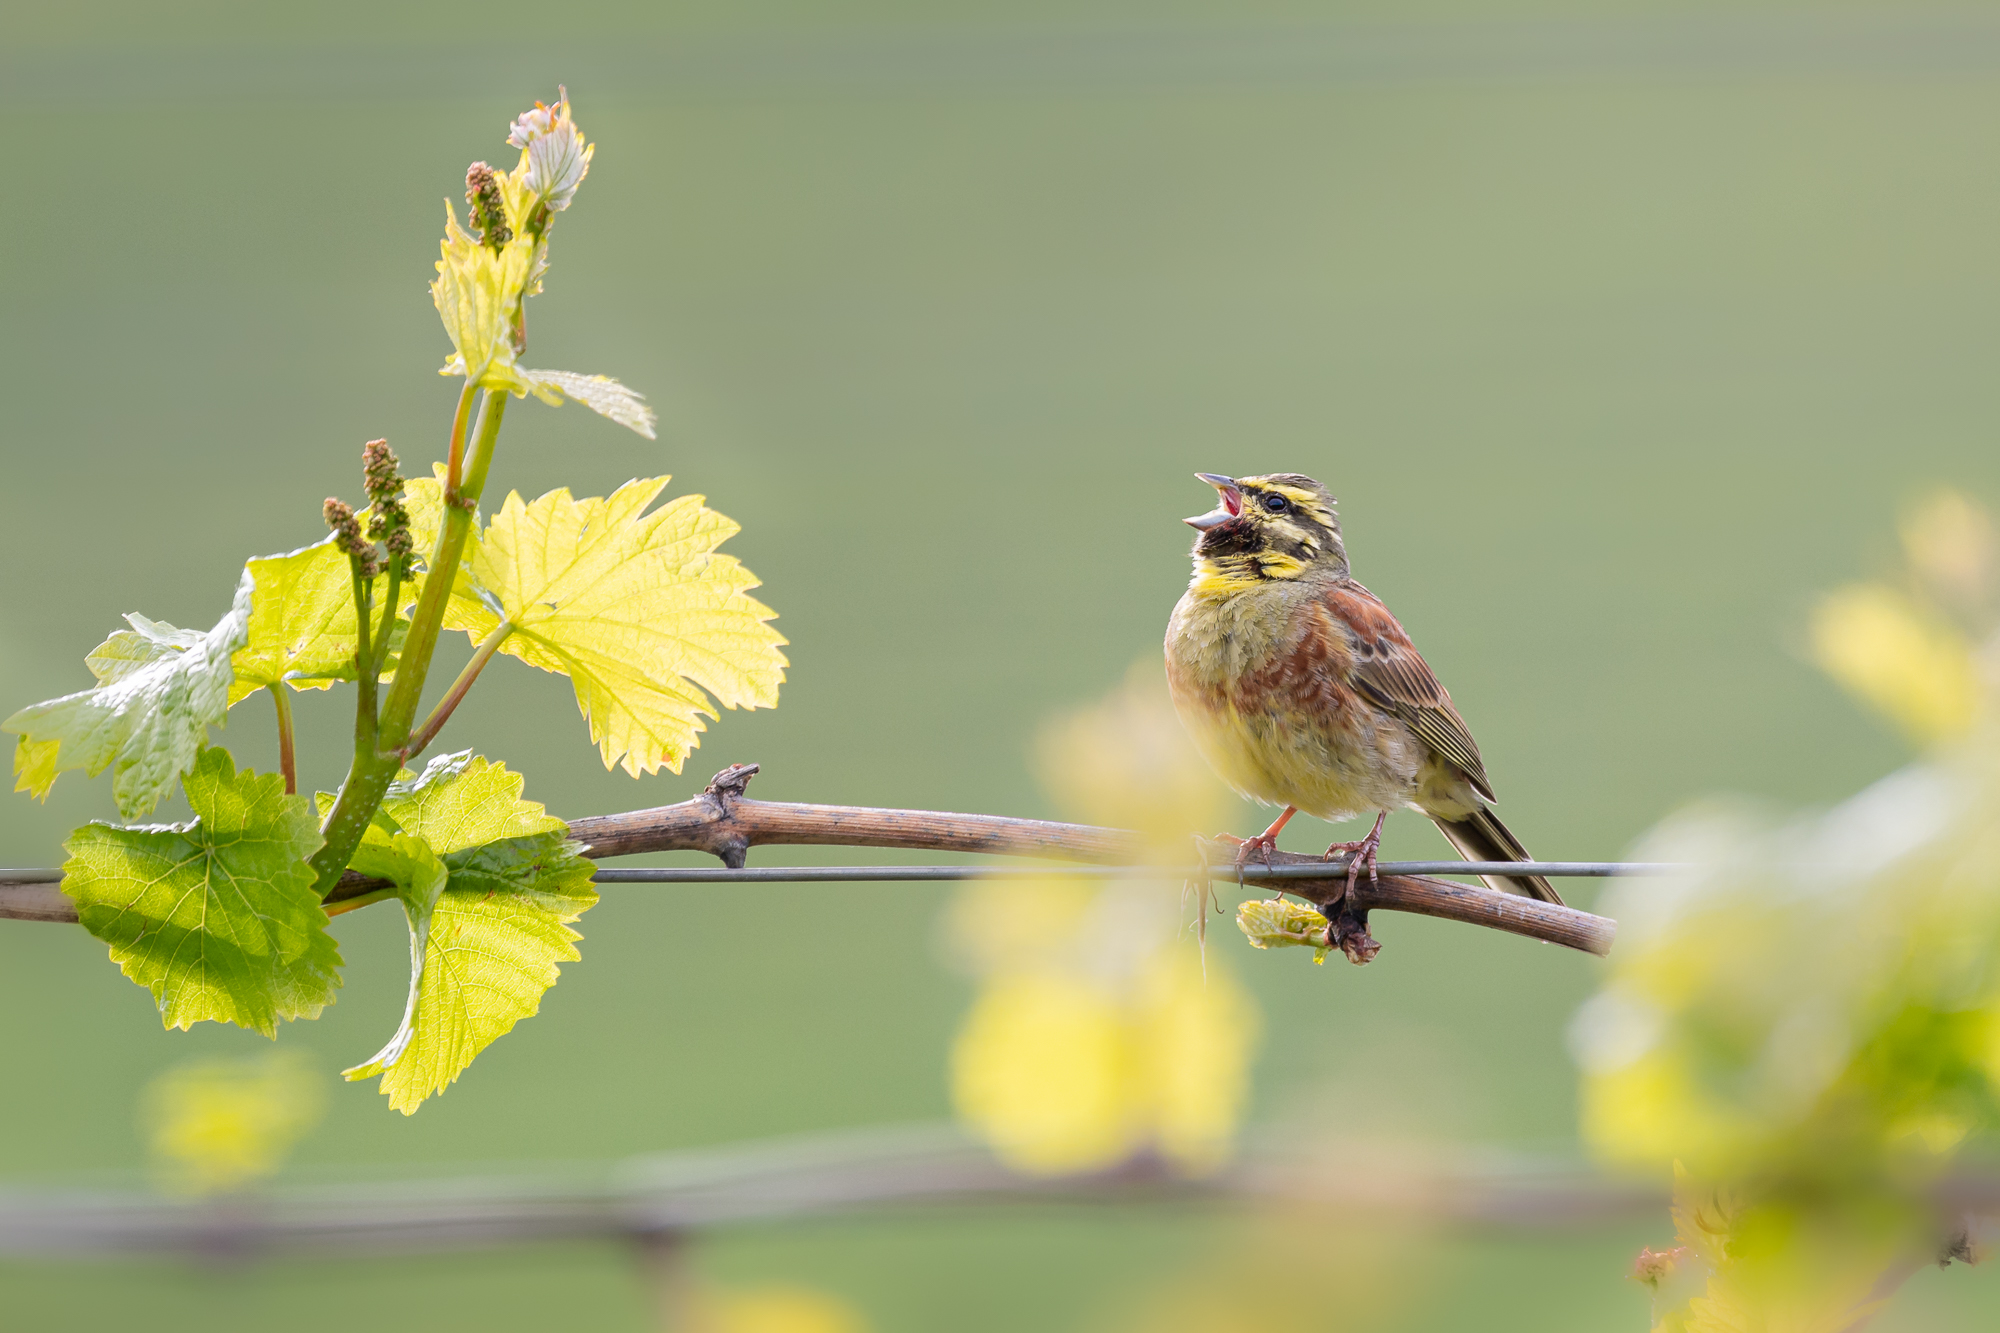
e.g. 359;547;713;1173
1185;473;1241;530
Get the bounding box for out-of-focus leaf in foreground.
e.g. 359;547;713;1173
333;753;595;1113
62;746;336;1034
445;479;788;778
1811;584;1977;745
1578;494;2000;1329
6;575;251;816
949;664;1259;1176
1580;632;2000;1317
951;947;1255;1177
1034;660;1233;853
1810;488;1997;747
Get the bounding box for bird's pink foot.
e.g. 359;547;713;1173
1216;806;1298;895
1217;832;1280;867
1324;812;1388;908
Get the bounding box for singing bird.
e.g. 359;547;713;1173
1163;473;1559;905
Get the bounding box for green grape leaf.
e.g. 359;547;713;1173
61;746;338;1034
379;748;566;850
7;574;253;816
452;478;788;776
229;538;406;704
333;754;596;1113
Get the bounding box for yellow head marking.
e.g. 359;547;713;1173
1186;472;1348;589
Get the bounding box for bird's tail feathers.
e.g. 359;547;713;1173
1429;807;1562;905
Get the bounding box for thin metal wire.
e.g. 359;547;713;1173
0;862;1679;889
593;861;1678;884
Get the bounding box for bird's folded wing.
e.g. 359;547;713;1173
1323;582;1497;802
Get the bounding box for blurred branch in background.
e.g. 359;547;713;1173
0;1122;1667;1260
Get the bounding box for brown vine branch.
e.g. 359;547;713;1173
559;762;1142;867
0;763;1617;956
1197;837;1616;958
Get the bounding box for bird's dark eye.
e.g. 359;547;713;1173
1261;493;1289;514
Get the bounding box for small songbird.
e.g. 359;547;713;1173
1163;473;1559;904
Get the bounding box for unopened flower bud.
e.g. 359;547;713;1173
324;497;382;577
324;497;361;548
1235;897;1332;965
464;162;511;250
367;496;407;535
360;439;404;504
1631;1246;1686;1291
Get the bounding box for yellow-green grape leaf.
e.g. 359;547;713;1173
341;830;449;1086
458;478;787;776
377;749;567;851
229;539;406;704
336;753;596;1113
433;199;535;391
6;574;252;816
13;737;60;799
61;746;337;1035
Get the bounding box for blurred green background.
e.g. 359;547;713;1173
5;1;2000;1328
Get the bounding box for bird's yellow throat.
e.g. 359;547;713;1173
1188;550;1314;597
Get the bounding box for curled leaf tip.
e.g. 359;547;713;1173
506;86;591;216
520;368;657;438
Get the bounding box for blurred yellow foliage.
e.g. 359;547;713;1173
947;877;1101;978
947;662;1259;1176
1091;1209;1422;1333
953;971;1138;1174
951;918;1258;1176
1583;624;2000;1319
1035;659;1235;851
1901;488;1996;611
706;1286;870;1333
140;1050;325;1195
1809;488;1996;746
1629;1166;1916;1333
1810;584;1977;744
1581;493;2000;1329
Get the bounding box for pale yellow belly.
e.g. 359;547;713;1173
1174;682;1426;822
1165;583;1448;824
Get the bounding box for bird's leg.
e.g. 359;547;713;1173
1214;807;1297;896
1215;806;1297;866
1324;811;1387;910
